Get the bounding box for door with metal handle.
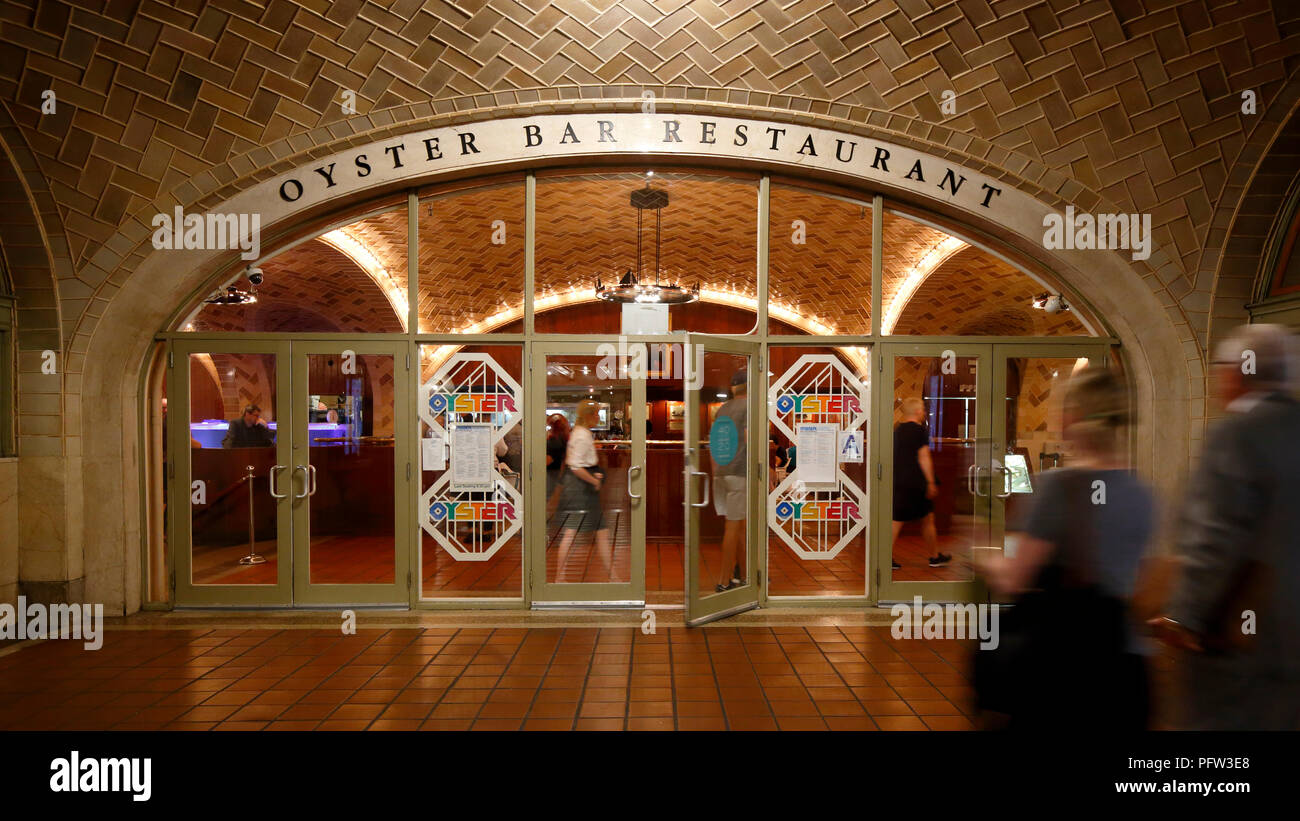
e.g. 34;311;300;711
293;464;317;499
627;464;642;501
688;450;711;508
269;464;288;499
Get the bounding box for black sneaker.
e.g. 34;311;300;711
892;560;901;570
928;553;952;567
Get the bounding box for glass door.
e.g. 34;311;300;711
684;335;762;626
529;341;647;605
171;339;293;606
291;341;410;605
875;342;992;603
170;338;409;607
989;342;1109;600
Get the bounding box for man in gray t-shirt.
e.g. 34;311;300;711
711;369;748;591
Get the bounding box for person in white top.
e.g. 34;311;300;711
556;400;611;569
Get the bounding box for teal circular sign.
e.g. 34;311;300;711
710;415;738;467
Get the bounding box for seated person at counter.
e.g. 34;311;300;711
222;404;275;448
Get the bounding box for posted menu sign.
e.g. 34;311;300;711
449;423;494;491
796;423;838;486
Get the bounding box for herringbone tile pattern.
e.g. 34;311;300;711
892;245;1088;336
1;0;1297;356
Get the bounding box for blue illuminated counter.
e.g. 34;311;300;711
189;420;348;448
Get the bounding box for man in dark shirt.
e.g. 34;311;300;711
222;404;276;448
891;397;948;569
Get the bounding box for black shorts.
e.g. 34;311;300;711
892;486;932;522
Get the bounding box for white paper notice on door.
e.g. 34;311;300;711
449;423;494;491
797;422;838;486
421;432;446;472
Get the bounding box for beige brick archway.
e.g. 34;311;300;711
65;97;1193;613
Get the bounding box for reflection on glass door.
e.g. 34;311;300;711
530;344;645;605
878;345;990;602
294;342;407;604
174;342;292;605
992;347;1105;570
685;335;760;625
172;340;408;607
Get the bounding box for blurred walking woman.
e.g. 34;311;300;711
556;401;611;563
974;366;1154;730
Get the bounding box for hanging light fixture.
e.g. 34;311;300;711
205;267;261;305
204;284;257;305
595;174;700;305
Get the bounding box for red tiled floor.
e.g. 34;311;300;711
0;624;995;731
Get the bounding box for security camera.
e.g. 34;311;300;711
246;267;264;287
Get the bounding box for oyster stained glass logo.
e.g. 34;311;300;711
428;392;517;414
430;500;517;522
774;393;861;415
774;500;862;521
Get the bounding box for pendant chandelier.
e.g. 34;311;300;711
595;176;700;305
204;284;257;305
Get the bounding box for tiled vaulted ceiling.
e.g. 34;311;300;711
0;0;1298;351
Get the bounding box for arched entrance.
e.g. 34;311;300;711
82;107;1183;619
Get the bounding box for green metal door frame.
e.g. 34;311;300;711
169;337;411;607
170;337;295;606
986;341;1111;603
527;338;647;606
684;333;763;626
289;339;411;606
874;340;993;605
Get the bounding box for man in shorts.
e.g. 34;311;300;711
712;370;749;591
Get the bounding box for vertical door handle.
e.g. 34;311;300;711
994;466;1012;498
690;469;711;508
307;464;318;497
966;463;977;494
269;464;288;499
627;464;642;500
972;465;989;497
293;464;309;499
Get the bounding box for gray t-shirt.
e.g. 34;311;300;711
1018;467;1155;651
